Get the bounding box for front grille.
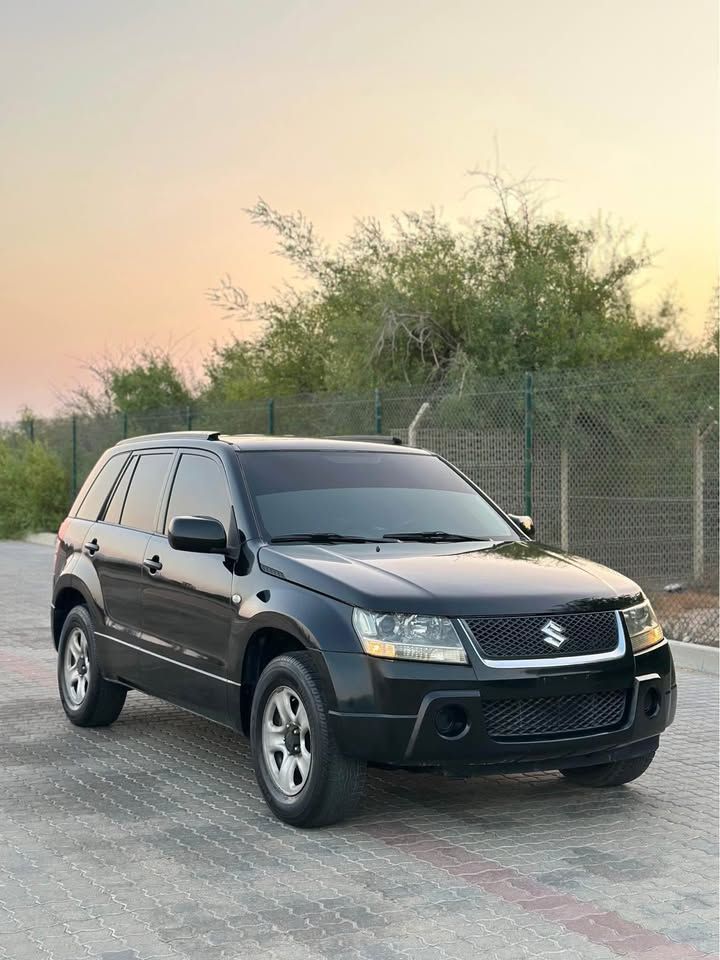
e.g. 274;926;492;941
483;690;628;739
463;611;619;660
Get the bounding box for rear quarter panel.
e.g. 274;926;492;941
52;518;104;642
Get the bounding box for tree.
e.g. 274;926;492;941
203;287;328;404
64;348;193;417
204;175;677;402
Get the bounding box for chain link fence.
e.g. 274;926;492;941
2;357;717;644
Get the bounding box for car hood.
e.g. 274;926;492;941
257;539;643;616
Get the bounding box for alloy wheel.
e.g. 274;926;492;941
261;685;312;797
63;627;91;706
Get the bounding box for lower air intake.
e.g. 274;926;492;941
483;690;628;738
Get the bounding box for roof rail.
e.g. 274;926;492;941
331;435;403;445
114;431;221;446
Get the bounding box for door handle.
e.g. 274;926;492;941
143;556;163;573
84;539;99;556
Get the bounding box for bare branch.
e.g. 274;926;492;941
245;198;331;280
206;274;252;321
372;308;460;383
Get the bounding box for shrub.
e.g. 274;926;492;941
0;438;69;538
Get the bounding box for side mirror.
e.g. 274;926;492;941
508;514;535;539
168;515;227;554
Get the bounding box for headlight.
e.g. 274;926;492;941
622;599;664;653
352;608;468;664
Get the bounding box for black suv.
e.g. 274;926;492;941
52;432;676;826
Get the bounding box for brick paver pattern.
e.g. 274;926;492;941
0;541;717;960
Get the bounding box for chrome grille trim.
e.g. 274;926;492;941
456;611;625;669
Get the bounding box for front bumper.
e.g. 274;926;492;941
326;636;676;772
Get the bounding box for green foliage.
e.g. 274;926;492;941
109;354;191;414
65;348;192;418
202;293;327;404
204;177;680;402
0;437;68;538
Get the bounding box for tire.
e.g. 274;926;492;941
250;652;366;827
559;751;655;787
57;605;127;727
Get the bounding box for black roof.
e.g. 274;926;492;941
114;432;426;455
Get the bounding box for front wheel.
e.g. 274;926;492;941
559;751;655;787
250;652;366;827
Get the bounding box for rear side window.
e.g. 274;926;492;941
76;454;128;521
164;454;231;531
103;456;137;525
118;453;173;532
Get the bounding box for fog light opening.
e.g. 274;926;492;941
643;687;661;718
434;704;469;740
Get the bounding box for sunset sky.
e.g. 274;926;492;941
0;0;717;421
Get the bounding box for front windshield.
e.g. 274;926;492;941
240;450;518;542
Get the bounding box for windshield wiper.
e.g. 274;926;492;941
382;531;492;543
270;530;492;545
270;532;386;544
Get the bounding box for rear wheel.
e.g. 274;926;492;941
57;605;127;727
250;652;366;827
559;751;655;787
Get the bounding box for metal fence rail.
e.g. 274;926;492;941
2;357;717;644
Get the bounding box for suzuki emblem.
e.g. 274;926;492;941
541;619;567;649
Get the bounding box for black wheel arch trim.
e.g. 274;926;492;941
240;610;323;655
52;573;104;648
233;610;341;734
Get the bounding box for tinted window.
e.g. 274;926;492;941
119;453;173;532
165;454;230;531
76;454;128;521
241;451;517;540
103;457;136;525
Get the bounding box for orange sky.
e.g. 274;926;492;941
0;0;717;420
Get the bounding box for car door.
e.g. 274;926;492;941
140;451;235;724
91;451;174;684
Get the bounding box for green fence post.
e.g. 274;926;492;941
71;415;78;498
186;406;193;430
374;388;382;434
267;398;275;435
523;372;534;516
122;410;128;439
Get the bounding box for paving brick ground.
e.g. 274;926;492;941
0;540;717;960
